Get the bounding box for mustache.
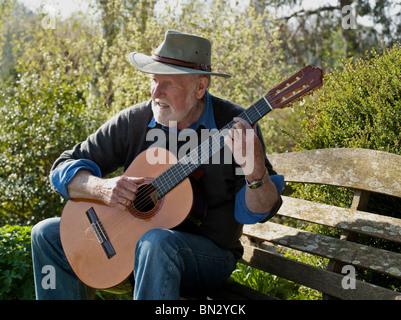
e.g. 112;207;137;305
152;99;170;107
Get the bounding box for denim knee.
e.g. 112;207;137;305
31;217;61;247
136;229;176;252
135;229;187;266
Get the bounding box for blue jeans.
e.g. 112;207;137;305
31;217;237;300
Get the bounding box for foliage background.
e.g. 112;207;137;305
0;225;34;300
1;0;401;300
1;0;290;225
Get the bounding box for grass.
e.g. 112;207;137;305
230;262;321;300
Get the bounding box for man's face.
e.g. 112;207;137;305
150;74;199;127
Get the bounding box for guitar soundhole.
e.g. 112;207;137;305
128;182;163;219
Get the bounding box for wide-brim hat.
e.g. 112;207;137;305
128;30;231;78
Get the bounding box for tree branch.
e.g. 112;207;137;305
279;5;340;21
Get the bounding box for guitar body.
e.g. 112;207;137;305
60;147;205;289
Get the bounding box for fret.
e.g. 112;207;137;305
254;105;263;118
242;111;252;124
263;95;273;111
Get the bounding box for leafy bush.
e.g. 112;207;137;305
286;43;401;207
291;43;401;208
296;43;401;154
0;225;34;300
0;16;103;225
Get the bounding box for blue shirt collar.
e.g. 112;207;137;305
148;91;217;132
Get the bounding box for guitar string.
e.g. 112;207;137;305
131;96;273;212
121;77;313;212
131;75;315;210
130;91;291;211
89;80;314;233
132;98;269;210
130;89;291;212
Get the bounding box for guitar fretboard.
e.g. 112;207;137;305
151;96;273;198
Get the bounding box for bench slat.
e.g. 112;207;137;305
241;245;401;300
268;148;401;198
243;222;401;279
279;196;401;243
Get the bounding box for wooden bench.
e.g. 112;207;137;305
212;148;401;300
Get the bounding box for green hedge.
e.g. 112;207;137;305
0;225;34;300
292;43;401;209
297;43;401;155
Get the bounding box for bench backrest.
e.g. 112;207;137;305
242;148;401;300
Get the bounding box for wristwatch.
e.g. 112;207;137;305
245;168;268;189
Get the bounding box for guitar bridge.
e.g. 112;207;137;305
86;207;116;259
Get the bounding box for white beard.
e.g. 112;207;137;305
151;98;195;128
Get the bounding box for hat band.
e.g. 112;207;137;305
151;54;212;72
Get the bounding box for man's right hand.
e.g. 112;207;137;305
67;170;145;211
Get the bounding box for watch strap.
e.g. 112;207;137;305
245;168;268;189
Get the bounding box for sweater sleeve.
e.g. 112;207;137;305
234;174;284;224
50;159;102;199
49;101;153;195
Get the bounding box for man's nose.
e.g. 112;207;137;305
152;83;165;99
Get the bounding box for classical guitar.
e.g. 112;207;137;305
60;65;323;289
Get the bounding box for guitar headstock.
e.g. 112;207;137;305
265;65;323;109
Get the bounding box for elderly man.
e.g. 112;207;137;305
31;30;283;300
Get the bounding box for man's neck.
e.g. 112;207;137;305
176;99;206;131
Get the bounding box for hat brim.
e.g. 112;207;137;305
128;52;231;78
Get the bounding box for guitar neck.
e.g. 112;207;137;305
152;97;273;198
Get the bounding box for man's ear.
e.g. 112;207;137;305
195;76;209;99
